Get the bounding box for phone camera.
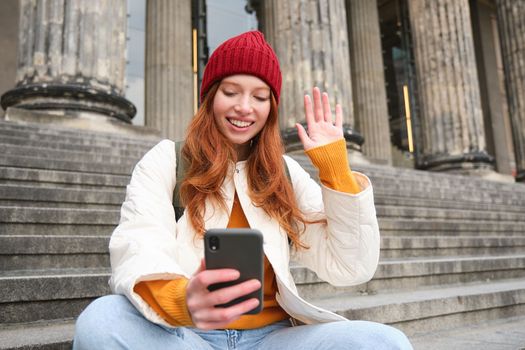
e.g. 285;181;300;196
209;236;220;251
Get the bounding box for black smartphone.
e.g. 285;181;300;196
204;228;264;314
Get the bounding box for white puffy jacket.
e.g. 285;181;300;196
109;139;380;327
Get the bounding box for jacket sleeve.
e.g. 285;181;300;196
285;155;380;287
109;139;188;326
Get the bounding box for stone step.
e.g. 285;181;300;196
0;207;119;225
298;158;524;195
376;205;525;222
4;234;522;271
0;127;155;154
0;223;115;236
0;166;129;189
0;319;74;350
409;315;525;349
0;268;110;324
381;236;525;258
309;278;525;336
365;170;522;189
375;196;525;214
2;206;523;236
0;155;133;175
293;255;525;299
3;258;521;325
0;184;124;209
378;218;525;235
369;174;525;191
0;119;159;147
374;187;525;207
352;162;518;187
300;161;525;202
4;183;524;221
2;169;523;214
0;135;149;158
0;235;110;271
3;144;140;166
294;154;513;187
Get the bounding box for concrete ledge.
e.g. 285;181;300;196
0;207;119;225
0;223;114;236
0;167;129;188
310;279;525;335
3;107;161;139
0;319;74;350
0;155;133;175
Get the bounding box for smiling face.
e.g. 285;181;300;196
213;74;271;160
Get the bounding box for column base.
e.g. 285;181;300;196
417;152;495;173
3;107;160;138
1;83;136;123
281;123;364;153
516;170;525;183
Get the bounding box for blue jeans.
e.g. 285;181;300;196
73;295;413;349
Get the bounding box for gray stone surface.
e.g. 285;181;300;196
0;119;159;146
0;0;18;104
0;223;114;236
0;155;133;174
261;0;354;130
0;319;74;350
0;167;129;189
408;0;490;172
0;207;119;225
3;1;134;122
496;0;525;182
294;255;525;298
1;118;524;349
310;279;525;334
0;185;124;208
146;0;193;141
410;315;525;350
347;0;392;163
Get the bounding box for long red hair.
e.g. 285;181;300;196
180;82;320;248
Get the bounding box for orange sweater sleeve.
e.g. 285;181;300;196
305;138;363;194
133;277;194;326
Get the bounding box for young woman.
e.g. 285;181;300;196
74;31;412;349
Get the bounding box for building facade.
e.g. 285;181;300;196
0;0;524;182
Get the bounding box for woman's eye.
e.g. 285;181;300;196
223;90;236;97
254;96;270;102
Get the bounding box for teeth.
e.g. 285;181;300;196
229;119;253;128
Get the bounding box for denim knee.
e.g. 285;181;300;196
356;321;413;350
73;295;131;349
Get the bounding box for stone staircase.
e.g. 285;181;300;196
294;155;525;337
1;119;525;349
0;119;158;349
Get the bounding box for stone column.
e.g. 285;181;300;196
254;0;363;152
346;0;392;164
408;0;493;172
145;0;193;141
0;0;135;123
496;0;525;182
0;0;19;117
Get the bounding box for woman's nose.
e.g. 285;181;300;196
234;97;253;114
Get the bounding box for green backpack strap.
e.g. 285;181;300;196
173;141;186;221
282;156;291;184
173;141;292;222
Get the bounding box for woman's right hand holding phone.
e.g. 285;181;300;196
186;260;261;330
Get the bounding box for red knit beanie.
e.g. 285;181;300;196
200;31;282;104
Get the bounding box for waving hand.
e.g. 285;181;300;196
296;87;344;152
